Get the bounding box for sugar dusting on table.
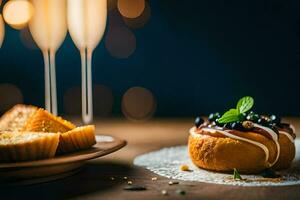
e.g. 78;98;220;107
134;139;300;186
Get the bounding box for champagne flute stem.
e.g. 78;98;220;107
80;48;93;124
43;50;51;113
49;49;58;115
87;48;93;123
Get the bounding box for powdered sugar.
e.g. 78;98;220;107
134;139;300;186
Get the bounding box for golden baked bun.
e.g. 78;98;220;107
0;132;59;162
23;108;76;133
188;128;279;174
189;127;296;174
273;132;295;170
57;125;96;154
0;104;37;131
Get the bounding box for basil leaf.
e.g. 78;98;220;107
236;96;254;114
233;168;243;180
217;109;240;124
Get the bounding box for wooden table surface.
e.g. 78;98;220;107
1;118;300;200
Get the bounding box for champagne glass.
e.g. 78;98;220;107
67;0;107;124
29;0;67;115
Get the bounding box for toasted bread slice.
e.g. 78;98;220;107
0;131;60;162
0;104;38;131
57;125;96;154
23;108;76;133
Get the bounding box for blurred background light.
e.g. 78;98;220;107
107;0;117;11
117;0;145;19
0;84;23;113
19;26;38;50
122;87;156;121
122;1;151;29
105;11;136;59
3;0;34;30
0;15;4;48
64;85;114;117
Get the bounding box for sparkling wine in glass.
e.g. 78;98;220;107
29;0;67;115
67;0;107;124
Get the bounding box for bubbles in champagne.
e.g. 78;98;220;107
117;0;145;19
3;0;34;30
122;87;156;121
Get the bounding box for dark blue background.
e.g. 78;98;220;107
0;0;300;117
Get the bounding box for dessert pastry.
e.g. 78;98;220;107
0;104;97;161
0;104;37;131
0;131;59;162
0;104;76;133
188;96;296;174
23;108;76;133
57;125;96;154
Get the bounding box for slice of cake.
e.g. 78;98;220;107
57;125;96;154
0;104;37;131
0;132;60;162
0;105;76;133
23;108;76;133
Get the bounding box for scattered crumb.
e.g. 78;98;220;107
180;164;190;171
127;181;133;185
110;177;115;181
151;177;158;181
168;181;179;185
123;176;128;180
161;190;168;195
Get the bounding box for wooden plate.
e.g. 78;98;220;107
0;135;126;185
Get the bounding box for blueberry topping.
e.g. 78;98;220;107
194;117;204;128
270;115;281;125
257;118;269;126
223;123;231;129
208;112;220;122
246;112;259;122
230;122;245;131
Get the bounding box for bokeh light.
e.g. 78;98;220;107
20;26;38;50
117;0;145;19
105;11;136;59
122;1;151;29
107;0;117;11
0;15;4;48
64;85;114;117
3;0;34;30
122;87;156;121
0;84;23;113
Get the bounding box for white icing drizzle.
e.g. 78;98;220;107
290;124;296;133
253;123;280;166
190;127;270;162
279;131;295;143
